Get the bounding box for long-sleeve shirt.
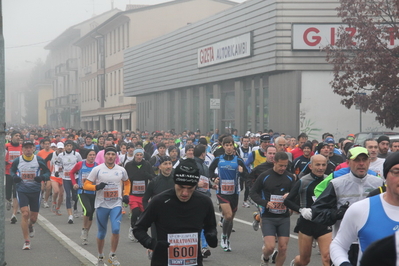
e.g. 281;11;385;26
142;173;175;209
133;188;217;266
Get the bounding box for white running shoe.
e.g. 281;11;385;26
128;227;137;242
252;212;260;231
22;241;31;250
43;201;50;208
6;200;11;211
108;254;120;266
96;256;105;266
242;201;250;208
73;209;80;218
220;234;228;250
80;228;88;240
68;215;74;224
260;254;269;266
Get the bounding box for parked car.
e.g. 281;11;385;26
354;132;399;146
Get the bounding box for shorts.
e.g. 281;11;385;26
51;176;63;185
261;216;290;237
96;206;122;240
17;191;41;212
78;193;96;220
129;195;144;212
294;216;332;239
217;194;239;213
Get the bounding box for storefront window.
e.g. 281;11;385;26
263;85;269;131
193;88;199;131
181;90;187;130
222;91;235;134
206;85;214;131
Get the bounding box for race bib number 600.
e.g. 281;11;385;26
168;233;198;266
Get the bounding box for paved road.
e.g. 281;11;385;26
4;192;325;266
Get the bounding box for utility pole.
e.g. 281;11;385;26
0;0;7;265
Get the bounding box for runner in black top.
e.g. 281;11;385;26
284;154;332;266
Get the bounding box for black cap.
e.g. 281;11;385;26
383;151;399;179
316;142;329;153
378;135;390;143
104;146;117;156
302;141;313;150
22;140;35;147
260;134;271;142
174;158;200;186
159;155;172;164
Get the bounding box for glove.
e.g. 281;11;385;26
34;176;43;183
54;172;59;177
144;237;157;250
122;195;130;204
95;182;107;190
335;201;350;220
13;176;22;183
205;232;218;248
339;262;353;266
299;208;312;220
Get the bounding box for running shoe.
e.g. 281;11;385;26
22;241;31;250
82;239;88;245
252;212;260;231
51;203;57;213
290;259;295;266
80;228;88;240
74;209;80;218
128;227;137;242
68;215;74;224
10;215;17;224
55;208;62;216
97;256;105;266
260;254;269;266
147;249;153;260
271;249;278;263
108;254;120;266
312;239;317;248
6;200;11;211
224;240;231;252
232;228;236;232
220;234;228;250
201;247;211;258
29;224;35;238
43;201;50;208
242;201;250;208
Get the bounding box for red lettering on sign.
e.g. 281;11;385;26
200;47;214;64
345;27;357;45
303;27;322;46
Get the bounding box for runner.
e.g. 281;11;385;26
55;140;82;224
10;140;50;250
47;142;64;215
284;155;332;266
133;158;218;266
5;130;23;224
249;152;295;266
83;146;131;266
70;150;98;245
209;136;248;252
124;148;155;242
36;138;53;208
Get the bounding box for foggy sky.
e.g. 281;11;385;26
4;0;245;73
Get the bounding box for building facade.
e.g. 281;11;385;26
123;0;394;139
74;0;237;131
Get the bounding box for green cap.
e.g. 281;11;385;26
347;147;369;160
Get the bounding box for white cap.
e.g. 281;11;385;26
57;142;64;149
255;133;261;137
50;143;56;147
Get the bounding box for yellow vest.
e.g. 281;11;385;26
253;149;267;168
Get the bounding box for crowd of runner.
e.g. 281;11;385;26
5;126;399;266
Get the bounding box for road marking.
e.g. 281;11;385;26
38;214;97;265
215;212;298;239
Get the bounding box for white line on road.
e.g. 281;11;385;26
38;214;97;265
215;212;298;239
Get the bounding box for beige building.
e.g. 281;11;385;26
74;0;238;131
44;9;120;128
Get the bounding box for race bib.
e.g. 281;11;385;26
21;171;35;181
81;172;89;180
132;180;145;194
221;179;235;195
9;151;20;161
268;194;286;214
168;233;198;266
103;183;119;201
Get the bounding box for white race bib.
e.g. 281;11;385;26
168;233;198;266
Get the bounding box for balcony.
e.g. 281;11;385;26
66;58;78;71
55;63;68;76
45;69;56;80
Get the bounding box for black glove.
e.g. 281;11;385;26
54;172;59;177
34;176;43;183
339;262;353;266
154;240;170;253
95;182;107;191
122;195;129;204
144;237;157;250
205;232;218;248
13;176;22;183
335;201;350;220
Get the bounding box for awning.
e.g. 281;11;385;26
92;116;99;122
81;116;92;122
113;113;121;120
120;112;131;119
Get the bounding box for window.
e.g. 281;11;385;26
118;69;121;94
126;22;129;48
118;26;120;51
122;24;125;50
113;29;116;54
